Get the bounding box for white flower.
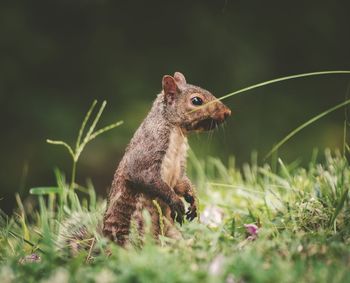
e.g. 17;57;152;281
200;205;224;227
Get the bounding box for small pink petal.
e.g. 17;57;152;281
244;223;259;236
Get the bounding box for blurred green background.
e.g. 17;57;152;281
1;0;350;213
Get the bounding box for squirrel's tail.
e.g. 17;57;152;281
56;210;104;256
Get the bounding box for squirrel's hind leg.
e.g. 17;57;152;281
103;190;138;247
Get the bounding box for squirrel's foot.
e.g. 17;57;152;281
184;193;197;221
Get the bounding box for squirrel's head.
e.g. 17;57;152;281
161;72;231;132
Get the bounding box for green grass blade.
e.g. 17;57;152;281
8;230;44;253
87;120;124;142
189;70;350;113
86;179;96;211
75;101;108;161
46;140;74;160
75;100;98;151
278;158;292;181
218;70;350;101
152;200;165;238
83;100;107;143
329;186;349;227
30;187;61;195
265;99;350;159
343;120;347;156
15;194;30;243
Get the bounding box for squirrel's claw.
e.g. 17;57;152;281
170;198;185;225
171;211;184;226
184;193;197;221
176;213;184;225
185;205;197;221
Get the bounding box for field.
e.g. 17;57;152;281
1;146;350;283
1;1;350;281
2;75;350;283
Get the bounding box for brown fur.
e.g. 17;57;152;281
103;72;231;246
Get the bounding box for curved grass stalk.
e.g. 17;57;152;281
265;99;350;159
217;70;350;101
189;70;350;161
189;70;350;113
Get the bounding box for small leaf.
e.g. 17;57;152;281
29;187;61;195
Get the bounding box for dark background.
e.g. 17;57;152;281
1;0;350;213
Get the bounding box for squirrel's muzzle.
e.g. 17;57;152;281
211;102;231;123
218;106;231;122
191;102;231;132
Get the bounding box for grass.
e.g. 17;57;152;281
47;100;123;190
1;71;350;283
1;148;350;283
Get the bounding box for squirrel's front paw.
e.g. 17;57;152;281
184;193;197;221
170;197;185;225
186;204;197;221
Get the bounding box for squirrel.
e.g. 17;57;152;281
102;72;231;246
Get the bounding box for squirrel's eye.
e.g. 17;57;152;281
191;97;203;106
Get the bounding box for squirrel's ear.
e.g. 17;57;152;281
162;75;178;97
174;72;186;88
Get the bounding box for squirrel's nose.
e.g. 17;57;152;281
224;108;231;119
221;106;231;121
216;106;231;122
